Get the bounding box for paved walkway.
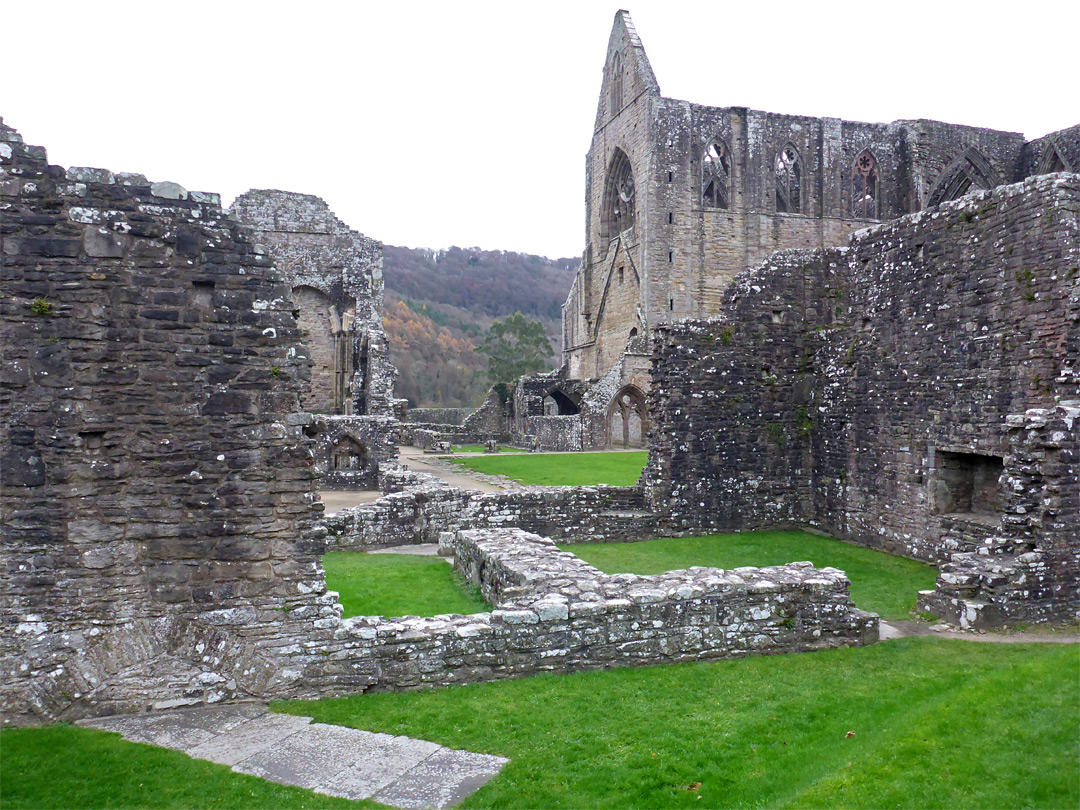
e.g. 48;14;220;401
78;703;507;809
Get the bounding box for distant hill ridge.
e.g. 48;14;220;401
383;245;578;321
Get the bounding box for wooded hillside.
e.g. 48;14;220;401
382;245;578;407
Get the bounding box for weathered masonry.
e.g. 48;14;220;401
1;122;876;724
644;174;1080;628
231;191;400;488
532;10;1080;451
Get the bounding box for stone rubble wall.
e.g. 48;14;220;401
306;414;398;490
406;408;470;426
918;402;1080;627
645;174;1080;625
230;190;397;419
0;121;336;724
291;529;878;695
323;484;656;549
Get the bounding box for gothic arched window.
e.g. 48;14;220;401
775;143;802;214
610;52;623;116
702;139;731;209
601;148;635;240
851;149;879;219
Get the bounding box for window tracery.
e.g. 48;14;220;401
601;149;636;240
775;144;802;213
851;149;879;219
702;139;731;209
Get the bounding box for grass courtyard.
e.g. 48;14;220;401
448;450;648;486
4;639;1076;809
322;551;488;617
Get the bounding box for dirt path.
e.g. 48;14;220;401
880;620;1080;643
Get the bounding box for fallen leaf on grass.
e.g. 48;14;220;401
679;782;702;792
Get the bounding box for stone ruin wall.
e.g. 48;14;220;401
0;121;878;723
297;528;878;697
323;478;656;550
0;121;338;723
229;190;398;488
645;173;1080;625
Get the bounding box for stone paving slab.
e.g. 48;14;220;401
77;704;507;808
186;712;318;766
372;747;510;810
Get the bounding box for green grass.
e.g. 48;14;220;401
0;724;374;809
276;639;1079;809
452;444;527;453
560;531;938;620
449;450;648;486
323;551;489;618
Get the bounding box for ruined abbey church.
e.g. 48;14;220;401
517;11;1079;451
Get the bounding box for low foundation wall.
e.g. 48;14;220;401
323;483;657;548
299;529;879;694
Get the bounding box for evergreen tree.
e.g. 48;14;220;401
477;311;554;384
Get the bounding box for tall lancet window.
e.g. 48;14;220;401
610;52;623;116
775;144;802;213
702;139;731;209
851;149;879;219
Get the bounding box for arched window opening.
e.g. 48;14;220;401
775;144;802;213
610;52;623;116
331;437;368;471
926;148;999;208
702;139;731;209
607;385;649;449
543;389;581;416
601;149;636;241
851;149;879;219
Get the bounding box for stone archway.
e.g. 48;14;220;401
607;385;648;448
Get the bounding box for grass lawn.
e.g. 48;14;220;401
449;450;648;486
275;638;1079;810
0;723;374;809
323;551;488;618
560;531;938;621
4;641;1076;809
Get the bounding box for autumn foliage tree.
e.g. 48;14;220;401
477;311;554;385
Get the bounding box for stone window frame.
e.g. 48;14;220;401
702;137;732;210
774;142;803;214
601;148;636;242
610;51;623;117
850;148;881;219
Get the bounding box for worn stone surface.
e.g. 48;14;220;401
528;10;1080;451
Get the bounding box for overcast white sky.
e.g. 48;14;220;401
4;1;1077;259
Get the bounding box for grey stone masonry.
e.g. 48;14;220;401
645;173;1079;626
230;190;397;418
323;482;656;549
0;120;335;724
296;528;878;695
919;402;1080;628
